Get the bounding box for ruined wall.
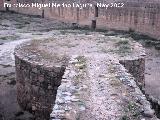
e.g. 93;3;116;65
51;55;155;119
98;1;160;39
119;58;145;90
14;32;149;119
15;55;65;120
0;0;5;11
2;0;160;39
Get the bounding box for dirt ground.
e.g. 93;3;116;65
0;65;35;120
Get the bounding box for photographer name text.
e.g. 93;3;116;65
4;2;124;9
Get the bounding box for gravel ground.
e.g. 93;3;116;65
85;55;125;119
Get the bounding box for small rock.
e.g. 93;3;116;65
141;118;145;120
71;96;79;102
64;106;72;111
62;92;72;96
32;106;36;111
68;71;77;77
54;110;65;113
48;85;53;89
64;96;71;101
56;98;65;104
69;59;78;64
143;109;155;118
53;104;59;110
79;105;86;111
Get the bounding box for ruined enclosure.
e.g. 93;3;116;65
1;0;160;120
1;0;160;39
14;32;154;120
0;11;74;120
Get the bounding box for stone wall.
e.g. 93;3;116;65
2;0;160;39
119;58;145;90
51;55;155;120
14;32;148;119
0;0;5;11
15;55;65;120
15;52;153;119
98;1;160;39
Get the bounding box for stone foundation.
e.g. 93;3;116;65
15;55;65;120
119;58;145;90
51;55;155;120
14;32;152;119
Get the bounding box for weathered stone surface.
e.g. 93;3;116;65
51;55;156;120
119;58;145;89
15;55;65;120
14;31;154;120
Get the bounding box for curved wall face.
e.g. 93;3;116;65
15;55;65;120
119;58;145;90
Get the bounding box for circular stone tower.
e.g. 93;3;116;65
14;41;67;120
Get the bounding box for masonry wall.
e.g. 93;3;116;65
15;54;146;119
119;58;145;90
2;0;160;39
51;55;154;119
15;55;65;120
0;0;5;11
98;2;160;39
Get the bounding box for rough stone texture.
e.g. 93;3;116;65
15;55;65;120
119;58;145;90
14;31;149;119
51;55;156;120
146;93;160;118
2;0;160;39
0;0;5;11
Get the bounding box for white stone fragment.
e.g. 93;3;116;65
64;96;71;101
